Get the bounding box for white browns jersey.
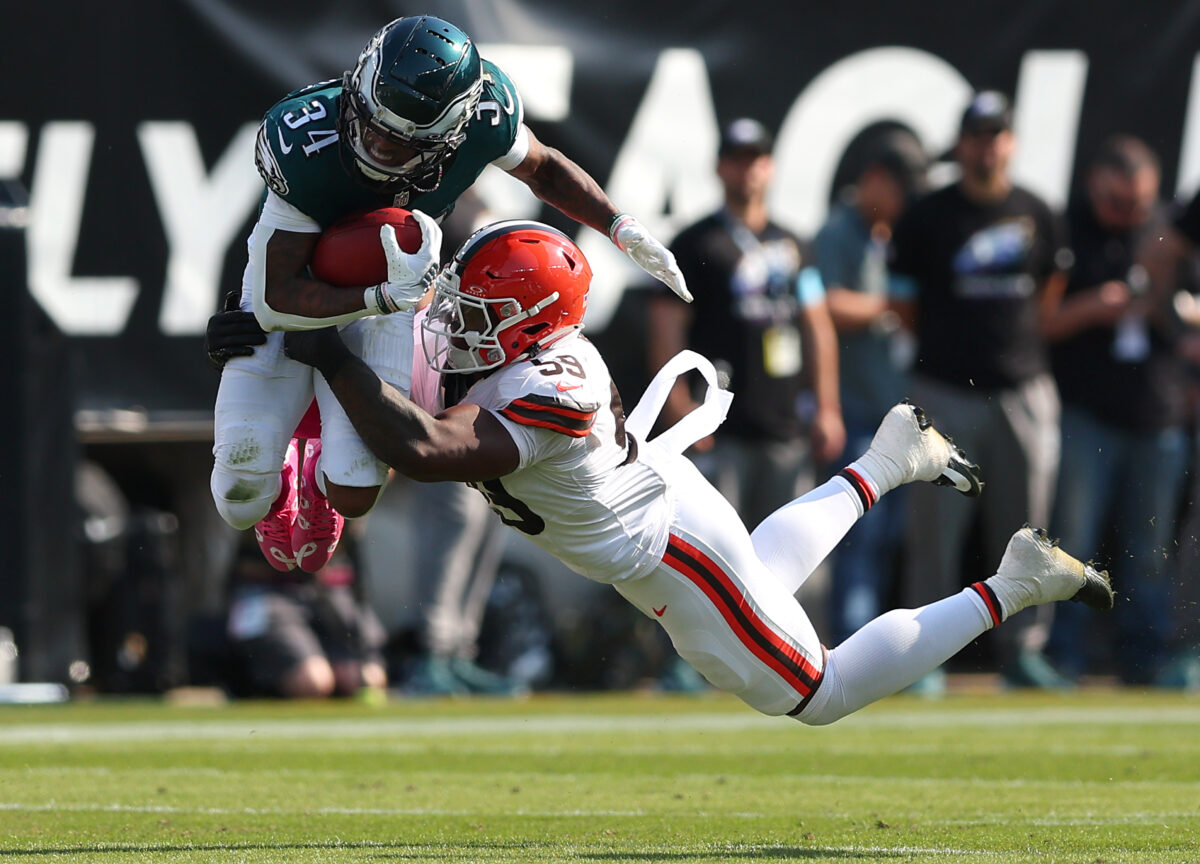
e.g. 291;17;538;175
459;331;673;584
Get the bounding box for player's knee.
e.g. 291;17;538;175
212;435;289;529
210;467;280;530
792;664;847;726
794;703;841;726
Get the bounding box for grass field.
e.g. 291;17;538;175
1;689;1197;863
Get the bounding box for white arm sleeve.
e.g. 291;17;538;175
492;124;530;171
248;195;375;331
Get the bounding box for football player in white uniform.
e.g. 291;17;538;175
282;219;1114;722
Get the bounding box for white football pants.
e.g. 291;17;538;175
211;312;414;530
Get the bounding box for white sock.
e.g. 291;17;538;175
751;476;866;595
796;587;994;725
846;452;902;498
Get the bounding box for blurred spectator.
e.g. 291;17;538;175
1040;135;1187;685
225;530;387;699
402;191;526;697
647;117;844;532
889;91;1070;690
815;127;928;643
403;476;524;695
1146;185;1200;687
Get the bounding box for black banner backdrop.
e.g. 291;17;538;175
2;0;1199;420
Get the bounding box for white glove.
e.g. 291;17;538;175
610;213;692;302
363;209;442;315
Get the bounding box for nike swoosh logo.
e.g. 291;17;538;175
556;382;582;392
653;605;667;617
277;127;293;155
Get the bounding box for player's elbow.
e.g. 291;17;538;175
251;288;289;332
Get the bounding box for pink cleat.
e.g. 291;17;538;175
254;439;300;572
291;438;344;573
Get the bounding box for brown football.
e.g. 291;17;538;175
310;207;422;287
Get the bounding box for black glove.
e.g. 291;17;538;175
205;290;267;370
284;327;354;379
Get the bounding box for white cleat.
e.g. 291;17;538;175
988;526;1115;617
866;401;983;496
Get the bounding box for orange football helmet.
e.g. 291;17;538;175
422;220;591;374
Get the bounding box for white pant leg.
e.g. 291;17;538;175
750;476;864;595
615;455;824;716
314;312;415;490
211;332;314;529
797;588;993;726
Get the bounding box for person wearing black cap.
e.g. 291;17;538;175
647;118;844;533
888;91;1071;691
814;126;929;645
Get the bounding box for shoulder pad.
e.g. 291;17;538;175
472;60;524;136
499;391;599;438
494;347;606;438
254;83;343;198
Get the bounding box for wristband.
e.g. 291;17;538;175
608;212;635;246
363;284;399;315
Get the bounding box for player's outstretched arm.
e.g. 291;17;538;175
507;126;690;301
283;327;519;483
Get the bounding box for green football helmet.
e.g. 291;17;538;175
339;16;484;193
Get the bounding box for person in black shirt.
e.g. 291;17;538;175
647;118;843;532
890;92;1070;690
1142;183;1200;687
1040;136;1187;685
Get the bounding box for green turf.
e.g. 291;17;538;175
0;690;1197;862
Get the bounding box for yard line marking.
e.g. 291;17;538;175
2;801;1196;825
0;802;650;817
3;705;1200;744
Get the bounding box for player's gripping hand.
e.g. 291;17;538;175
205;290;267;369
609;213;692;302
364;209;442;315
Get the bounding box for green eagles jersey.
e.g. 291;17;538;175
252;60;524;228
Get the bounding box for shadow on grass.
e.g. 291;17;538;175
581;850;912;861
2;841;911;861
1;842;393;857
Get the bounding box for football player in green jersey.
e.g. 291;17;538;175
210;15;688;576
